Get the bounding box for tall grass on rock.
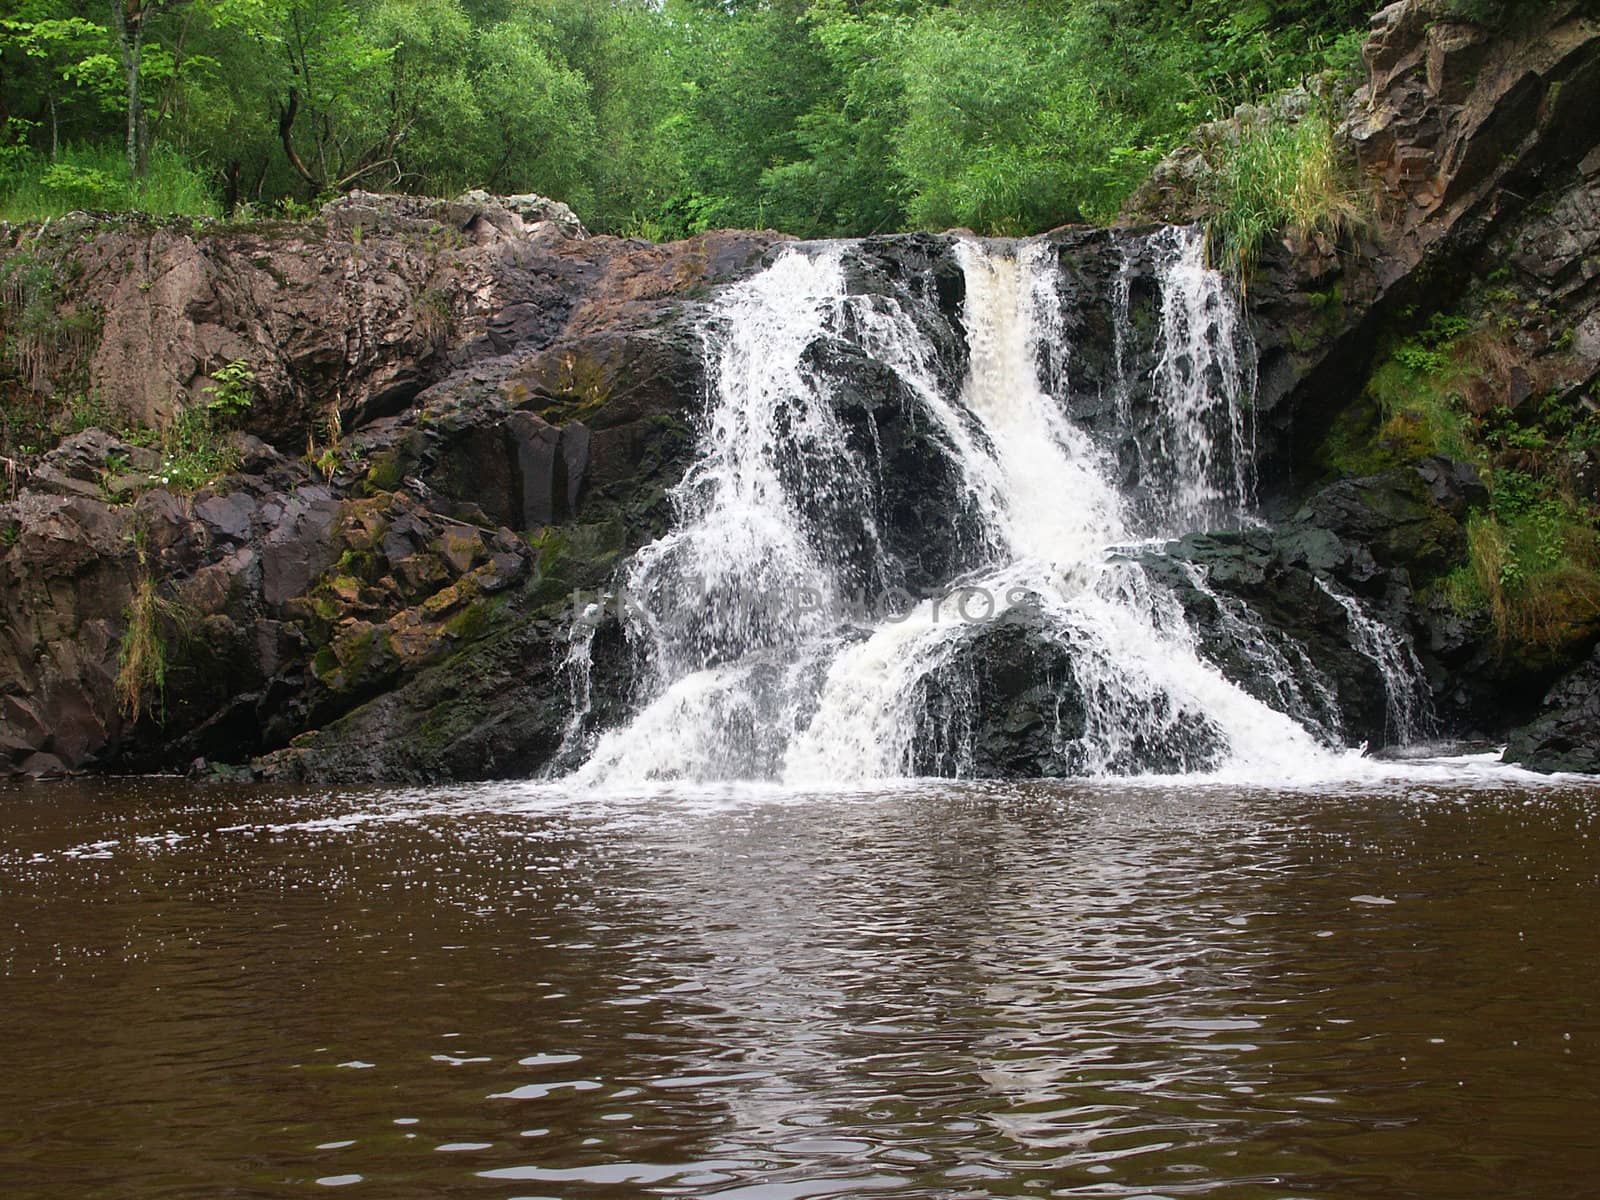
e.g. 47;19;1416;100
1202;108;1367;281
116;571;168;723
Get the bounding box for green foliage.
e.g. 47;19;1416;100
1339;297;1600;653
1455;496;1600;652
202;359;254;420
891;6;1166;232
155;425;235;490
155;404;238;492
135;359;253;491
2;0;1380;238
1358;351;1470;465
58;390;113;435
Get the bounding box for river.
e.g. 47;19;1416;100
3;757;1597;1197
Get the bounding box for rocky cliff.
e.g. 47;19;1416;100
3;0;1598;781
2;193;786;779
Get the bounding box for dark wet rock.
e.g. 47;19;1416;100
1293;460;1480;577
19;752;68;780
1504;646;1600;774
1134;530;1397;748
908;604;1229;778
24;430;159;502
908;608;1081;778
810;335;984;596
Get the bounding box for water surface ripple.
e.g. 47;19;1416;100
2;766;1597;1198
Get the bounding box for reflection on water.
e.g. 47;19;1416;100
2;762;1598;1198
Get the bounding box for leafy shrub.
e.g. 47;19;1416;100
202;359;255;421
141;359;254;491
37;161;130;210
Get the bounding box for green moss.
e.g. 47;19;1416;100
335;546;384;583
416;699;477;755
1313;288;1600;653
336;627;381;672
1317;392;1393;477
312;645;339;680
530;350;615;423
362;452;404;494
312;626;395;693
444;598;494;641
1365;358;1471;460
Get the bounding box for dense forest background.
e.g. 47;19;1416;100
0;0;1391;237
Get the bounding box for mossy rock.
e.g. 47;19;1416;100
361;451;405;495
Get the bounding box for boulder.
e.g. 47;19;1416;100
1504;645;1600;773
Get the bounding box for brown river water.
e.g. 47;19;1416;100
2;759;1598;1198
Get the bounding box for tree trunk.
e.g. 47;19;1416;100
110;1;147;179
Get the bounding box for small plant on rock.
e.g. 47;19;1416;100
115;531;182;723
153;359;254;492
202;359;255;422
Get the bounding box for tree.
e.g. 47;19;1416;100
471;20;593;198
106;0;160;177
0;12;112;159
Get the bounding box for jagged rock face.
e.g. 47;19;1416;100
1505;645;1600;774
1123;0;1600;500
0;189;731;445
1349;0;1599;276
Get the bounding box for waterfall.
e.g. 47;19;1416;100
1316;579;1436;747
568;232;1340;785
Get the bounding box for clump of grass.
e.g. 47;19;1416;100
0;142;219;223
1203;107;1368;280
116;571;169;723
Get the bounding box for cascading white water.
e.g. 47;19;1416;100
1147;226;1256;530
1178;561;1346;745
569;232;1352;786
1316;579;1436;746
572;248;998;781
